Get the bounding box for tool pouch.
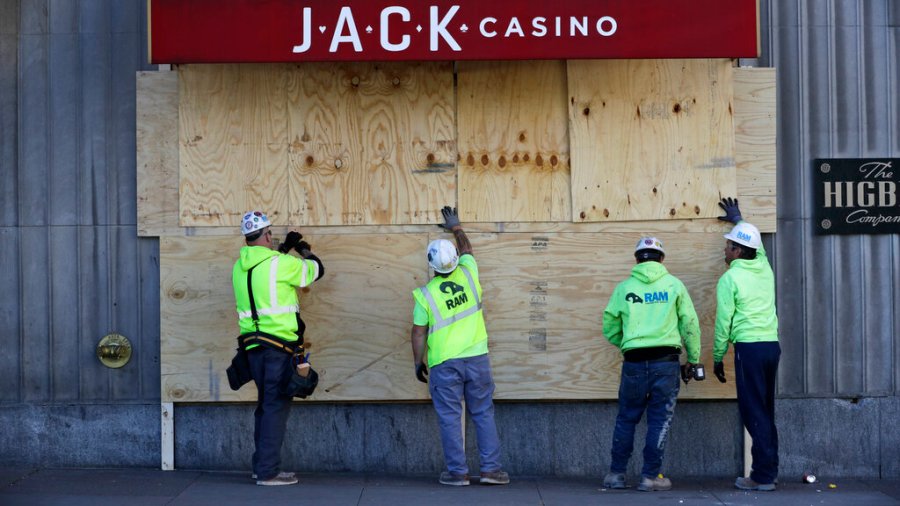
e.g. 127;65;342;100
226;348;253;391
280;355;319;399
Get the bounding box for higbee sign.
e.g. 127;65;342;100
148;0;759;63
814;159;900;234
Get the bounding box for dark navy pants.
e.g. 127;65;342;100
734;341;781;485
248;346;293;481
610;359;680;478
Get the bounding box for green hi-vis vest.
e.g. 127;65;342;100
232;246;319;344
413;264;488;368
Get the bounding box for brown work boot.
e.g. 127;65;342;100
438;472;470;486
479;470;510;485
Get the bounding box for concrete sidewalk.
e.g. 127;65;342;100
1;468;898;505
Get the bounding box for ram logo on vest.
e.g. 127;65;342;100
440;281;469;310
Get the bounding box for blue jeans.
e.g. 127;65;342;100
735;341;781;485
610;359;680;478
248;346;293;481
428;353;502;476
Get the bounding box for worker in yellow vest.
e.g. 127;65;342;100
410;206;509;487
232;210;324;486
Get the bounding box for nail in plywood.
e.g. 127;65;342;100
568;59;737;222
137;71;179;236
179;64;290;227
286;62;456;226
457;61;571;223
161;232;734;402
734;67;777;233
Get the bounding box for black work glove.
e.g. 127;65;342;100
713;361;727;383
439;206;461;231
717;197;742;224
680;364;693;385
294;240;311;256
278;231;302;254
415;363;429;383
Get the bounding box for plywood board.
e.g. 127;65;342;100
286;62;456;226
162;232;735;402
568;59;737;222
136;71;179;237
179;64;291;227
734;67;777;233
161;233;431;402
457;61;571;223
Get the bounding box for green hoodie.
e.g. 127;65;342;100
713;235;778;362
603;261;701;363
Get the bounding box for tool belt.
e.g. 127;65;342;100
225;262;319;398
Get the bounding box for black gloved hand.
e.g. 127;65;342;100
713;361;727;383
294;241;311;255
278;231;303;254
718;197;742;224
439;206;461;230
415;363;429;383
680;364;693;385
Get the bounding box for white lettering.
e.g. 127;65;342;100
823;181;843;208
480;17;497;38
292;7;312;53
857;181;876;207
878;181;897;207
330;7;362;53
430;5;461;51
845;209;900;226
596;16;617;36
555;16;561;36
381;7;410;52
531;17;547;37
505;17;524;37
570;16;588;36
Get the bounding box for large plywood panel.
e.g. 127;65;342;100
568;59;737;222
470;232;733;400
286;62;456;226
179;64;290;227
137;71;179;237
161;233;430;402
457;61;571;223
162;232;734;402
734;67;777;233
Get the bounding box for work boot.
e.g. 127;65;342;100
252;471;295;480
602;472;627;489
479;470;510;485
735;476;776;491
636;474;672;492
438;472;470;486
256;474;299;486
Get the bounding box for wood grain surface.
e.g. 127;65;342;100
161;232;735;402
568;59;737;222
457;61;571;223
136;71;179;236
284;62;456;226
734;67;777;232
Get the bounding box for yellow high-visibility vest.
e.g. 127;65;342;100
413;261;487;368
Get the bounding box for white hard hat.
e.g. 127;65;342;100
426;239;459;274
724;222;762;249
241;210;271;236
635;237;665;254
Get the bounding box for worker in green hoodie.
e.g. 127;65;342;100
232;210;324;486
602;237;701;492
713;198;780;492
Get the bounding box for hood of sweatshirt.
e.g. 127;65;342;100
630;261;669;284
237;245;278;272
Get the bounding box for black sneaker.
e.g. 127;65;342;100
439;472;470;486
479;470;510;485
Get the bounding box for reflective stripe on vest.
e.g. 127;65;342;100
418;265;483;335
237;256;301;319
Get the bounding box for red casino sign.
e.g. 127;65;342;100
148;0;759;63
